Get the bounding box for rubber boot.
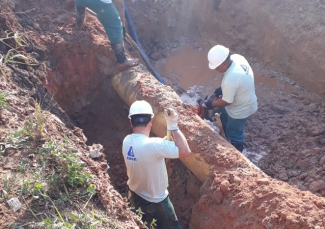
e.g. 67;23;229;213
111;42;138;70
76;6;86;30
232;142;243;153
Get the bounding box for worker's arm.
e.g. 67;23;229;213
164;108;191;158
211;98;231;108
172;130;191;158
206;84;233;109
205;96;231;109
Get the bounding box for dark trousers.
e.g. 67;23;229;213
75;0;123;44
129;190;181;229
220;108;248;152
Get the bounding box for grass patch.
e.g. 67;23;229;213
1;107;124;229
19;102;45;143
0;31;39;81
0;92;8;108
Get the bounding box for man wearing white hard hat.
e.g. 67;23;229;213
122;100;191;228
205;45;258;152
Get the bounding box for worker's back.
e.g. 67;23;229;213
122;133;179;203
222;54;258;119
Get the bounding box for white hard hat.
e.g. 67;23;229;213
128;100;154;119
207;45;230;69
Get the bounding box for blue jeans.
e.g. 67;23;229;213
129;190;181;229
220;108;248;145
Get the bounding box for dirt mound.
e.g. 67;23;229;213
246;66;325;198
191;171;325;229
112;67;325;229
0;0;141;227
128;0;325;200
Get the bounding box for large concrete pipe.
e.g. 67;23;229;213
112;69;325;228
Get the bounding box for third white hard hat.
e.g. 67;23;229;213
128;100;154;119
207;45;230;69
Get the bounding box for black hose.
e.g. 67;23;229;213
85;6;166;85
123;0;166;85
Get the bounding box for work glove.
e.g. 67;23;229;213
164;108;179;131
205;94;215;110
213;87;223;98
123;26;127;39
197;99;206;107
197;95;208;107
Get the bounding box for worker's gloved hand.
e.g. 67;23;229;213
197;99;206;107
205;94;215;110
123;26;126;39
197;95;208;107
164;108;179;131
214;87;223;98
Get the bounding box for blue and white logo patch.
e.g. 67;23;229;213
127;146;137;161
241;65;249;74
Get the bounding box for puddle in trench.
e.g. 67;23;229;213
161;43;297;95
163;43;221;95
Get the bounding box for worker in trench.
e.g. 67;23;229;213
74;0;138;70
201;45;258;152
122;100;191;228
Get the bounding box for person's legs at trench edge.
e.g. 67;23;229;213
76;0;137;68
129;190;181;229
95;3;126;63
220;108;248;152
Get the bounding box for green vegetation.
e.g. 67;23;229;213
0;92;8;108
136;208;158;229
1;105;124;229
19;102;45;142
0;31;39;80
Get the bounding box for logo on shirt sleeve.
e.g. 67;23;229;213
240;65;249;74
127;146;137;161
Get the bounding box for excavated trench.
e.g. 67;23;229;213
35;0;325;228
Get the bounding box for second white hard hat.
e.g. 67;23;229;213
128;100;155;119
207;45;230;69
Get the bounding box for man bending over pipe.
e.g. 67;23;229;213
122;100;191;228
74;0;138;70
204;45;258;152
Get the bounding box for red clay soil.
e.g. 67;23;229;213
129;0;325;200
0;1;142;228
113;70;325;228
12;0;144;199
2;0;325;228
128;0;325;98
0;76;142;228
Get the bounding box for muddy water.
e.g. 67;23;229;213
162;44;296;95
159;44;298;165
163;43;221;94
